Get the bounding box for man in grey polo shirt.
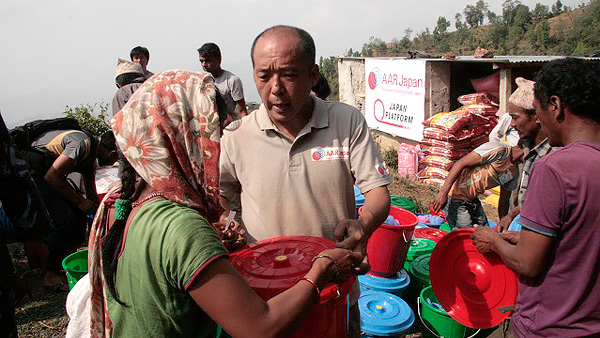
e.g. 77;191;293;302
219;25;391;338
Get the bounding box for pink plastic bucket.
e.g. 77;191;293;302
362;206;418;277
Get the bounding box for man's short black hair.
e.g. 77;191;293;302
130;46;150;60
197;43;221;59
534;58;600;124
115;73;146;87
250;25;316;69
100;131;117;151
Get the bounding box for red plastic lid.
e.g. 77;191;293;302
429;229;518;329
413;227;447;243
229;236;355;303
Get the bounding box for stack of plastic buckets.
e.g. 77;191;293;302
390;195;417;214
406;254;432;304
359;291;415;337
418;286;467;338
358;205;418;337
359;269;410;297
403;239;436;271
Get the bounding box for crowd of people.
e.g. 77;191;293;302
0;24;599;338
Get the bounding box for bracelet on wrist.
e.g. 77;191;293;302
311;254;340;276
299;277;320;303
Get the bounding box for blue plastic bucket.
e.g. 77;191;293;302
354;185;365;217
359;270;411;298
359;290;415;337
509;215;522;231
489;215;522;232
417;214;445;229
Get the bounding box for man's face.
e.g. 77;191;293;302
508;103;539;142
199;55;221;75
533;98;562;146
132;55;148;71
252;33;318;127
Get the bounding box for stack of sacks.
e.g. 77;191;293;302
455;92;499;118
418;93;498;186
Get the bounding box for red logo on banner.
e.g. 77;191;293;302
368;68;381;90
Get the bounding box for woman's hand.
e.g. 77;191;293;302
212;218;247;252
307;248;363;287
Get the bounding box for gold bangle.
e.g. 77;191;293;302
299;277;320;303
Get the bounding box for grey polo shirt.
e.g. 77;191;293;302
220;97;391;243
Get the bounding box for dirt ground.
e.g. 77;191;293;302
9;244;68;337
387;172;500;223
9;172;501;337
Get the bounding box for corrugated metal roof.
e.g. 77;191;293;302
339;56;600;63
432;55;600;63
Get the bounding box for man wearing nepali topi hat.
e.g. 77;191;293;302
495;77;558;232
112;58;147;116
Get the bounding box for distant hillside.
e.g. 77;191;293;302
322;0;599;100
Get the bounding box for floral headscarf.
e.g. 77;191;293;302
88;70;221;337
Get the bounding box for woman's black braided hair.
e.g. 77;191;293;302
101;150;146;305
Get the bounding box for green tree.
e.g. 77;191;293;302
563;0;600;55
455;13;465;30
319;57;339;100
476;0;491;21
487;10;499;23
537;21;551;48
532;3;550;24
513;4;533;32
399;28;413;49
551;0;564;15
361;36;387;56
439;40;451;53
464;2;486;27
433;16;451;38
486;22;509;49
63;101;110;136
502;0;521;25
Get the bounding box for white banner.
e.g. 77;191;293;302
364;59;426;141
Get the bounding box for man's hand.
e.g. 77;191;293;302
496;214;514;233
334;218;367;254
471;224;502;253
432;191;448;213
334;218;371;274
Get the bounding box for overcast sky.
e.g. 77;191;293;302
0;0;586;127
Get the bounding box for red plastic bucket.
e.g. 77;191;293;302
361;206;418;277
229;236;355;338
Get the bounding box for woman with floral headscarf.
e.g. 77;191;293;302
87;70;361;338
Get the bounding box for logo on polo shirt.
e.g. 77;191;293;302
311;147;350;161
376;161;390;176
